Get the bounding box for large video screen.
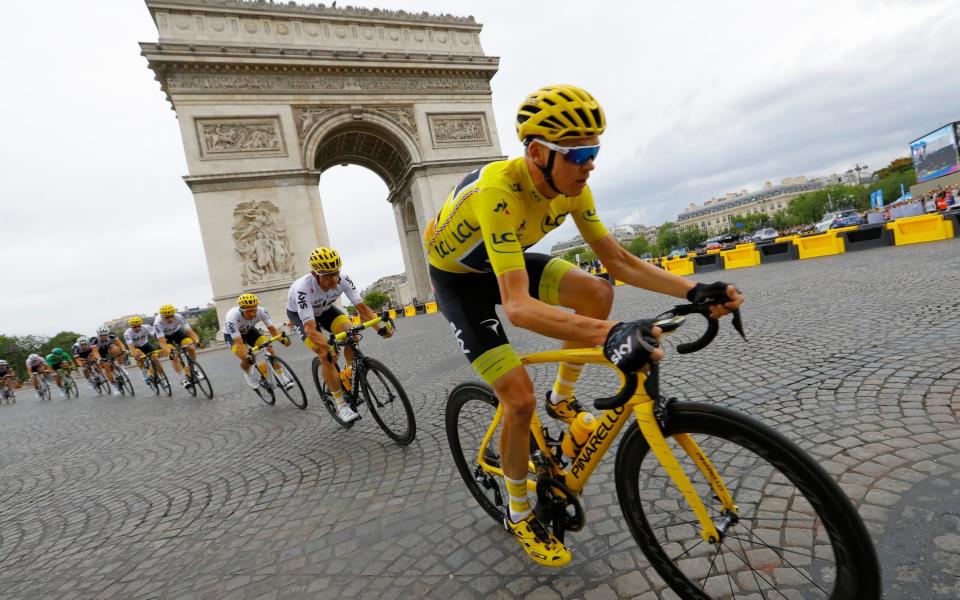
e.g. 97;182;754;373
910;124;960;183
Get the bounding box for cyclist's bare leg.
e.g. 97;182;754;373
491;365;537;499
332;320;357;366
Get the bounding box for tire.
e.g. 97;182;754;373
117;368;135;397
269;356;307;410
38;378;51;401
253;370;276;405
156;368;172;397
63;372;79;398
615;402;881;600
189;359;213;399
360;358;415;445
312;357;354;428
445;382;508;525
143;366;159;394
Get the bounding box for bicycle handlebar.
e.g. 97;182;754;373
250;333;288;352
329;316;386;344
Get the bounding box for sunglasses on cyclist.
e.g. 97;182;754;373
533;139;600;165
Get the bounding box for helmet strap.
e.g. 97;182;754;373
536;149;564;196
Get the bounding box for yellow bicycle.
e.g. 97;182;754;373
446;301;880;599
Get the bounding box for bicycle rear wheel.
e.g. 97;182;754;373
39;378;51;401
156;366;172;397
116;367;135;396
615;402;881;600
445;382;508;525
311;357;355;428
269;355;307;410
360;358;415;445
253;370;276;405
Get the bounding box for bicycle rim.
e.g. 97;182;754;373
191;360;213;398
312;357;353;428
270;356;307;410
361;358;415;445
253;375;276;405
64;373;78;397
445;382;508;525
119;370;135;396
158;369;171;397
615;402;881;599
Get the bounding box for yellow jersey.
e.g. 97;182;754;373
425;157;608;276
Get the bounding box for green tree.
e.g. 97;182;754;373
561;247;587;264
678;226;709;250
655;222;680;256
192;308;220;343
626;236;651;257
363;290;391;311
345;304;358;316
872;157;913;181
41;331;85;356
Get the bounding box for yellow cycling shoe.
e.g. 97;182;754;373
505;513;571;567
545;392;584;425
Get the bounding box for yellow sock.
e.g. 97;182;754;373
505;475;531;522
550;362;584;404
333;389;345;408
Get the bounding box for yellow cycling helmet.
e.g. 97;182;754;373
128;316;143;327
159;304;176;317
516;84;606;143
309;247;341;273
237;293;259;309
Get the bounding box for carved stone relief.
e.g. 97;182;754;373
195;117;287;158
232;200;295;285
169;72;490;94
294;104;417;140
427;113;489;147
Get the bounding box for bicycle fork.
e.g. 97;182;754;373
633;400;738;543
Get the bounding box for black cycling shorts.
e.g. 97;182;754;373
286;306;351;341
224;328;266;348
162;329;191;347
134;342;157;356
429;252;577;384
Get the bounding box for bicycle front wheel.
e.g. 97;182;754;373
445;382;507;525
360;358;415;445
39;379;51;401
63;372;79;398
615;402;881;600
269;355;307;410
311;357;354;428
117;368;135;396
191;359;213;399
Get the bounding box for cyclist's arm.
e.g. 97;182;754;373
589;235;694;299
302;319;328;349
498;269;614;346
353;302;380;325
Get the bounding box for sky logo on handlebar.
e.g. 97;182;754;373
608;336;632;366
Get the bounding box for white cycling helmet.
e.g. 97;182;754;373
77;336;89;345
0;359;8;366
28;353;41;361
96;326;110;336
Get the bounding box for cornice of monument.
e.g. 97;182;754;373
146;0;478;27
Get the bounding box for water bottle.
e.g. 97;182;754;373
339;366;353;392
561;412;597;458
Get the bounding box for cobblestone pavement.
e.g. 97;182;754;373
1;240;958;599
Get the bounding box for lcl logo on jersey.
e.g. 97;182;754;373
541;214;566;233
493;200;509;214
582;209;600;222
489;232;517;253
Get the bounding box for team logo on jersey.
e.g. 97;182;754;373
297;291;308;310
493;200;509;214
450;322;470;354
480;319;501;335
489;232;518;253
540;214;566;233
582;209;600;222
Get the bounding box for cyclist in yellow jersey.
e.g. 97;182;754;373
426;84;745;567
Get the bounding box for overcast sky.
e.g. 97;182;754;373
2;0;955;337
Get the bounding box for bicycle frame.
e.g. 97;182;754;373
474;346;738;543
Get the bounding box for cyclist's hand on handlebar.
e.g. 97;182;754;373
603;320;663;373
280;333;291;347
377;323;394;338
686;281;744;319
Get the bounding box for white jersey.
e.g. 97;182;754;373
26;354;45;367
153;313;192;338
224;306;274;338
286;273;362;324
124;325;156;348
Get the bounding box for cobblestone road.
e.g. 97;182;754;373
1;240;958;599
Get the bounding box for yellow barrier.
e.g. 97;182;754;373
775;235;799;243
721;245;761;270
734;242;756;250
886;214;954;246
351;315;361;325
425;301;438;314
662;256;694;276
829;225;859;235
686;252;697;258
706;248;721;255
388;309;397;319
793;232;845;259
403;305;416;317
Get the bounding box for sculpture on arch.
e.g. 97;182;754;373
232;200;295;285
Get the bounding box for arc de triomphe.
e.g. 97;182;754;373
141;0;503;321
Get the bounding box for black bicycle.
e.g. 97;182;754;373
140;350;171;397
171;343;213;399
0;379;14;403
54;365;79;398
311;317;416;445
248;333;308;409
82;359;109;395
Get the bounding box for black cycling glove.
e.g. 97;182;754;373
603;320;659;373
686;281;736;304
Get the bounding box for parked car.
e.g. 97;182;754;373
750;228;779;243
816;210;864;233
